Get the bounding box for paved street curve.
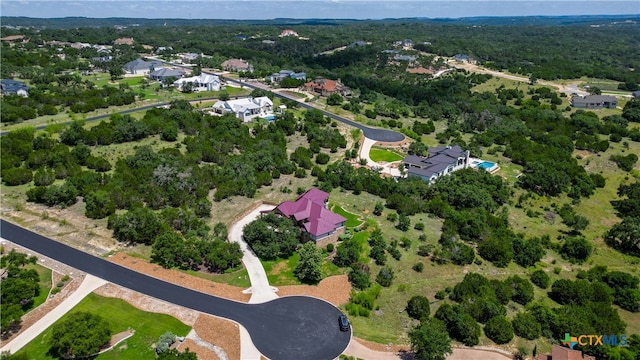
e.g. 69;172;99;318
221;76;405;143
0;220;350;360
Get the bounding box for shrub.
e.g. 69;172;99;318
414;222;425;231
484;316;514;344
376;267;394;287
326;243;334;253
512;312;542;340
413;262;424;272
435;290;447;300
530;270;551;289
406;295;431;320
561;236;593;263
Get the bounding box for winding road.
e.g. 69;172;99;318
0;220;351;360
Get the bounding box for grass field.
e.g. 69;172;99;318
24;263;53;312
331;204;364;227
13;293;190;360
369;147;404;163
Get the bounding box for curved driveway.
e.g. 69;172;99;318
0;220;350;360
220;76;405;143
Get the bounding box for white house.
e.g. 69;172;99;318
173;74;221;92
211;96;274;122
403;145;470;183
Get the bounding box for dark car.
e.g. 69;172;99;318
338;314;350;331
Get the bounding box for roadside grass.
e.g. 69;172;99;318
330;204;363;227
185;268;251;288
580;78;622;92
369;147;404;163
280;90;306;99
13;293;190;360
23;263;53;312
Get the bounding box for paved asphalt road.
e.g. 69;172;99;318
220;75;405;143
0;220;351;360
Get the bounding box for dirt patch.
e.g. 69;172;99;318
278;274;351;306
107;253;251;303
192;315;241;360
180;338;220;360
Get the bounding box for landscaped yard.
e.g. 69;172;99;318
13;293;191;360
369;147;404;163
24;263;53;312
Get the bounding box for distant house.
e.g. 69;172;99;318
633;90;640;98
393;54;417;62
403;145;470;183
113;37;134;46
279;29;299;37
535;345;596;360
262;40;276;45
571;95;617;109
123;58;153;75
272;188;347;247
174;74;221;92
303;77;351;97
0;79;29;97
211;96;273;122
266;70;307;83
349;41;367;47
453;54;470;62
221;58;254;72
149;68;185;82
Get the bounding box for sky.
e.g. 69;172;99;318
1;0;639;20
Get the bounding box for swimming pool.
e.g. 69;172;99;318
264;115;276;121
478;161;496;170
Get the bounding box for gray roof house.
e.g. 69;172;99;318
403;145;470;183
123;58;153;75
0;79;29;97
632;90;640;98
174;74;221;92
211;96;274;122
266;70;307;83
149;68;185;81
571;95;617;109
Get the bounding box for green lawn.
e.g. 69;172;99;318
14;293;190;360
369;147;404;163
24;263;53;312
331;204;364;227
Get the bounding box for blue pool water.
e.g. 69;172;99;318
478;161;496;170
264;115;276;121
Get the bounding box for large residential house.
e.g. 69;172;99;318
0;79;29;97
279;29;299;37
149;68;185;82
303;77;351;97
403;145;470;183
221;58;254;72
535;345;596;360
211;96;273;122
266;70;307;83
174;74;222;92
123;58;164;75
272;189;347;247
571;95;617;109
113;37;134;46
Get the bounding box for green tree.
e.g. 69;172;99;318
327;93;343;106
49;312;111;358
294;242;323;284
512;312;542;340
334;237;362;267
84;190;116;219
530;270;551;289
157;348;198;360
406;295;431;320
396;214;411;231
484;316;514;344
376;266;394;287
409;319;452;360
561;236;593;263
243;213;300;260
373;202;384;216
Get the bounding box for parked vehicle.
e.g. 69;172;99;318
338;314;350;331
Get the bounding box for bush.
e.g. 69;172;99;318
412;262;424;272
435;290;447;300
326;243;334;253
512;312;542;340
376;266;394;287
530;270;551;289
406;295;431;320
561;236;593;263
484;316;514;344
414;222;425;230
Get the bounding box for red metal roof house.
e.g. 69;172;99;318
273;189;346;243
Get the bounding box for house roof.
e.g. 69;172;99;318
124;58;152;71
571;95;617;105
212;96;273;113
150;68;184;78
305;78;338;92
175;74;219;85
274;189;346;237
0;79;29;94
551;345;587;360
222;58;252;70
